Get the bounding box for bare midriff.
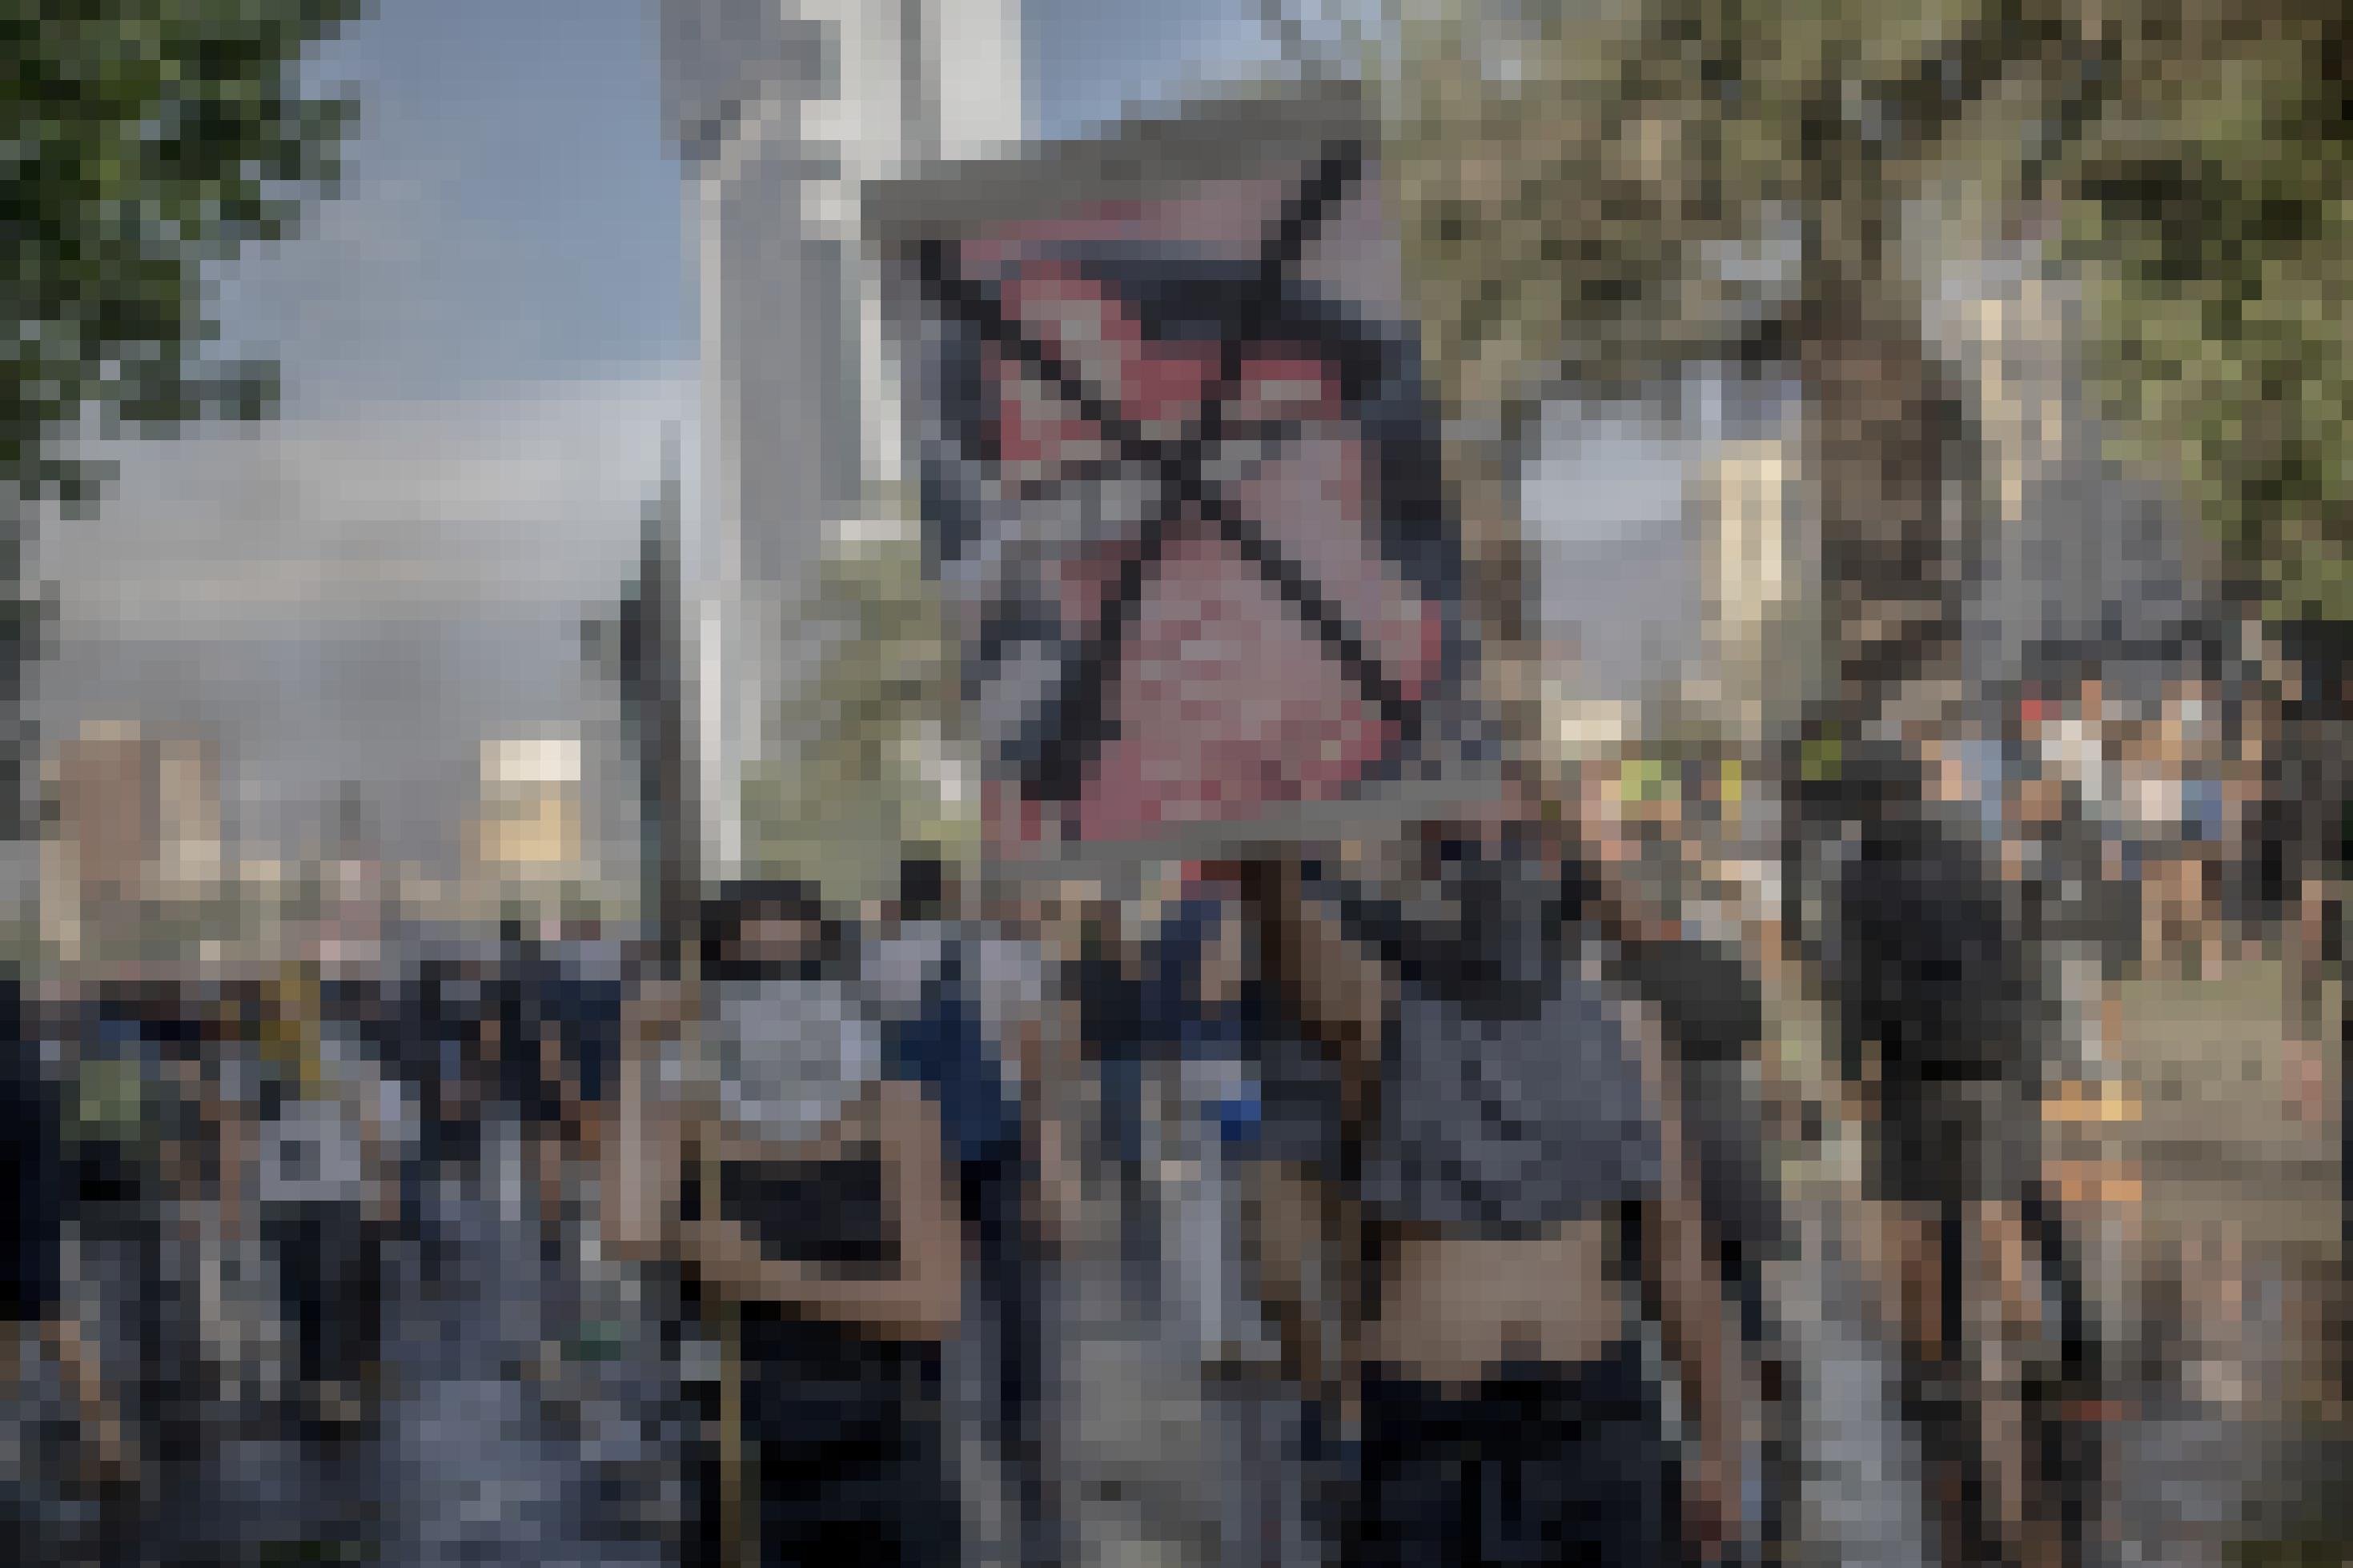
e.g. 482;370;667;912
1367;1213;1629;1390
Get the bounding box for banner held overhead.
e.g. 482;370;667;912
871;84;1499;872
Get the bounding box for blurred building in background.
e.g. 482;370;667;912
1928;235;2208;697
660;0;1025;882
40;720;226;962
1697;434;1825;752
465;729;590;921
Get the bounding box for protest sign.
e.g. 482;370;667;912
871;84;1496;872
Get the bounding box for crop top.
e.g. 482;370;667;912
1295;850;1662;1230
1366;967;1662;1234
709;1150;894;1276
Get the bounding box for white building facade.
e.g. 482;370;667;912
661;0;1024;880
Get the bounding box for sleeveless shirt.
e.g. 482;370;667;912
1367;968;1662;1233
1317;849;1664;1233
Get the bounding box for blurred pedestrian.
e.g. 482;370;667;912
864;855;1066;1567
400;954;496;1283
499;919;580;1262
1175;860;1362;1567
255;989;397;1441
560;918;628;1173
2;975;135;1493
1812;738;2070;1568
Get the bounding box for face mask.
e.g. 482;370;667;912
692;975;880;1145
1402;842;1561;1015
1467;852;1563;983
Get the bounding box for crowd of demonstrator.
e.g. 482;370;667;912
5;622;2346;1568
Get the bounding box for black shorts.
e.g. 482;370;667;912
1353;1338;1675;1567
1873;1071;2036;1208
265;1203;387;1388
500;1040;564;1129
2;1062;62;1325
739;1314;955;1568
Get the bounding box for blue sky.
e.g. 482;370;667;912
36;0;1299;870
217;0;690;405
214;0;1276;407
1029;0;1274;141
42;0;1712;870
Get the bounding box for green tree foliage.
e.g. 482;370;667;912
1373;0;2086;724
3;0;363;824
4;0;361;511
1374;0;2349;640
1374;0;2083;440
2049;2;2351;623
744;531;969;905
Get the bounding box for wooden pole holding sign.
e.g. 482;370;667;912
607;958;750;1568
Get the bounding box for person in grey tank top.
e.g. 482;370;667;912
1265;818;1748;1566
1366;947;1663;1234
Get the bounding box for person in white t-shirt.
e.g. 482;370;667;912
256;1015;400;1435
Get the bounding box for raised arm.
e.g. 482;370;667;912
1261;856;1387;1130
1630;999;1747;1562
600;978;686;1265
1006;996;1090;1256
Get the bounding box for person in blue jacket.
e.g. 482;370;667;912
865;856;1062;1567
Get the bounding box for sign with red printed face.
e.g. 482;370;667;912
877;94;1488;869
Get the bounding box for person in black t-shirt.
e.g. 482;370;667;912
1813;740;2067;1568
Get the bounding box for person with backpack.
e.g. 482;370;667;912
862;856;1068;1568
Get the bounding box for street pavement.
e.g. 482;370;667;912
1773;1166;1934;1568
10;949;2340;1567
14;1117;681;1568
2091;962;2349;1567
378;1120;676;1566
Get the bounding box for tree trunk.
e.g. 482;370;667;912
1773;258;1988;1045
1444;412;1549;778
1794;275;1978;732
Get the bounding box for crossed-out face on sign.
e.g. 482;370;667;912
936;252;1454;856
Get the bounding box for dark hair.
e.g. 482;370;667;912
896;856;951;924
696;879;851;983
1832;802;2034;1087
1785;732;1936;830
1294;845;1580;1020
